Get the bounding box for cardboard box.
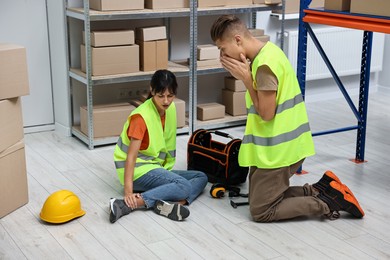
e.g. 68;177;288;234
197;103;225;121
255;35;270;42
198;0;227;8
253;0;265;4
225;76;246;92
197;44;220;61
249;28;265;37
145;0;189;9
81;44;139;76
137;40;168;71
80;103;135;138
222;89;247;116
0;98;24;154
273;0;324;13
83;30;135;47
0;141;28;218
350;0;390;17
174;98;186;128
265;0;281;4
227;0;252;5
0;44;29;100
189;58;222;67
89;0;143;11
135;26;167;42
324;0;350;11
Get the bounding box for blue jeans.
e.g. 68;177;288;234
133;168;208;208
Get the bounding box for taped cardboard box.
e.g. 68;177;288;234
197;103;225;121
137;40;168;71
0;44;30;100
80;103;135;138
324;0;350;11
197;44;220;61
0;98;24;154
222;89;247;116
0;140;28;218
225;76;246;92
350;0;390;17
174;98;186;128
81;44;139;76
83;30;135;47
145;0;189;9
135;26;167;42
89;0;143;11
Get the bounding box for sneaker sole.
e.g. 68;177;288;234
328;181;364;218
313;170;342;193
154;200;190;221
109;198;118;223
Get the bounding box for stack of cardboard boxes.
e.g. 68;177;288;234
249;28;270;43
136;26;168;72
0;44;30;218
81;29;140;76
222;76;247;116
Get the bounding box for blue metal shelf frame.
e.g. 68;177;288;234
297;0;376;162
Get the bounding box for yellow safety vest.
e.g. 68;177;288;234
113;98;177;185
238;41;315;168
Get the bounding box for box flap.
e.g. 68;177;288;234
0;140;24;159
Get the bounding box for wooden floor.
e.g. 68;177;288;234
1;87;390;259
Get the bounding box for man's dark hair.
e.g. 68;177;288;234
210;15;248;42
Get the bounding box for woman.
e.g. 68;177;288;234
110;70;208;223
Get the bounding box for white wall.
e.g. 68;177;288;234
379;35;390;88
47;0;71;136
0;0;54;131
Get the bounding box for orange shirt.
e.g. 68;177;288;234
127;113;166;150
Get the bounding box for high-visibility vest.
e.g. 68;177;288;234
238;41;315;168
113;98;177;185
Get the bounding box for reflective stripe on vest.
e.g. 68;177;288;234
247;93;304;116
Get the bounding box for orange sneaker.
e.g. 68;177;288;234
318;181;364;218
313;170;342;193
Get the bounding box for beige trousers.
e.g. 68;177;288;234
249;159;330;222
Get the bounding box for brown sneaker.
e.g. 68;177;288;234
313;170;342;193
318;181;364;218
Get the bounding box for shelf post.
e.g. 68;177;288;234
297;0;311;98
82;0;94;149
189;0;198;133
355;31;373;162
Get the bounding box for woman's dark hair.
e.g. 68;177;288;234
148;70;178;98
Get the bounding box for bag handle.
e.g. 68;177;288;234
211;130;234;139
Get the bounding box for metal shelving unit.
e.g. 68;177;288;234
65;0;283;149
297;0;390;162
191;3;282;131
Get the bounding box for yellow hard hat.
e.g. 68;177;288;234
40;190;86;224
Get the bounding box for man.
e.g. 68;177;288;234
210;15;364;222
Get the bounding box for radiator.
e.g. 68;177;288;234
284;27;385;81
